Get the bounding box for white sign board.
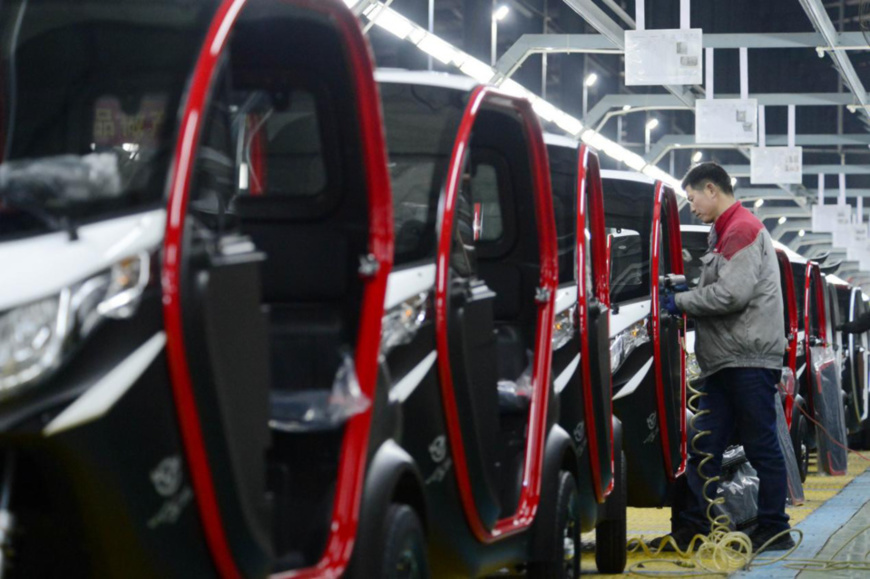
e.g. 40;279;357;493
833;222;868;249
812;204;853;233
750;146;802;185
847;246;870;271
625;29;703;86
695;99;758;144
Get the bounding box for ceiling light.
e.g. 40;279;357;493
493;5;510;20
585;73;598;87
459;58;496;83
799;229;806;237
646;118;659;131
554;113;583;135
622;105;631;111
754;198;764;208
417;34;458;65
778;216;788;225
731;177;737;186
365;5;415;39
692;151;703;163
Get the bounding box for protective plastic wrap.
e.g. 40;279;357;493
810;345;849;475
0;153;122;200
497;353;534;413
717;446;759;531
775;394;805;505
269;352;370;432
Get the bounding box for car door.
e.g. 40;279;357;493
576;146;615;501
846;287;869;430
649;182;687;481
161;1;392;576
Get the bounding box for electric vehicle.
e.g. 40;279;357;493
0;0;419;576
830;277;870;438
376;70;573;577
795;261;848;475
545;134;626;574
771;242;813;482
603;171;687;509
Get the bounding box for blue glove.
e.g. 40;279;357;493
661;293;681;316
673;283;689;293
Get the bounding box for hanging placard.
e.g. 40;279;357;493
833;222;867;249
812;204;853;233
625;29;703;86
695;99;758;143
750;146;802;184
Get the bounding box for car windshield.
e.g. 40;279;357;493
681;230;709;288
379;82;467;267
0;0;220;240
603;177;655;303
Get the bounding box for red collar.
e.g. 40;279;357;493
714;202;742;239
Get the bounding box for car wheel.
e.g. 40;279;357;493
380;504;429;579
793;413;809;482
595;451;627;574
527;471;580;579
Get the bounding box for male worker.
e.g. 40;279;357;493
651;163;793;552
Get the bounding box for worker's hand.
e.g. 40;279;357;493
673;283;690;293
660;293;681;316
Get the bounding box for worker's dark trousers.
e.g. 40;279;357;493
676;367;790;533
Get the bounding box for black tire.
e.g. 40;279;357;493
379;504;430;579
792;412;809;483
527;471;580;579
595;451;627;574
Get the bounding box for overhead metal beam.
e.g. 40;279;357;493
585;93;852;128
723;164;870;176
741;188;870;199
561;0;696;108
495;32;869;77
772;220;812;240
736;188;811;202
647;133;870;164
755;207;813;219
798;0;870;128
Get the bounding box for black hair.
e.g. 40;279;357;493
681;162;734;195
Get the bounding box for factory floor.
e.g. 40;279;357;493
581;452;870;577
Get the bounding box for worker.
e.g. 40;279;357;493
650;163;794;552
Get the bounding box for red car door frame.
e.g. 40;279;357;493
161;1;393;577
433;86;559;543
576;145;615;502
649;182;688;481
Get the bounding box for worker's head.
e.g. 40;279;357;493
681;162;736;224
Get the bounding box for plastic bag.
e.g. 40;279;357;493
0;153;122;201
775;395;805;506
716;446;759;531
269;352;370;432
777;367;796;402
809;345;849;475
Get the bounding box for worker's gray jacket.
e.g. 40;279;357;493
675;203;786;378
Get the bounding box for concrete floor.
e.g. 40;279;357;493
580;452;870;577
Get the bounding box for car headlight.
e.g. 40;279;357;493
686;352;701;384
552;306;575;351
610;318;649;374
381;292;429;355
0;252;151;395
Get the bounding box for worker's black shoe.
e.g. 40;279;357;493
648;526;704;552
750;525;795;552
